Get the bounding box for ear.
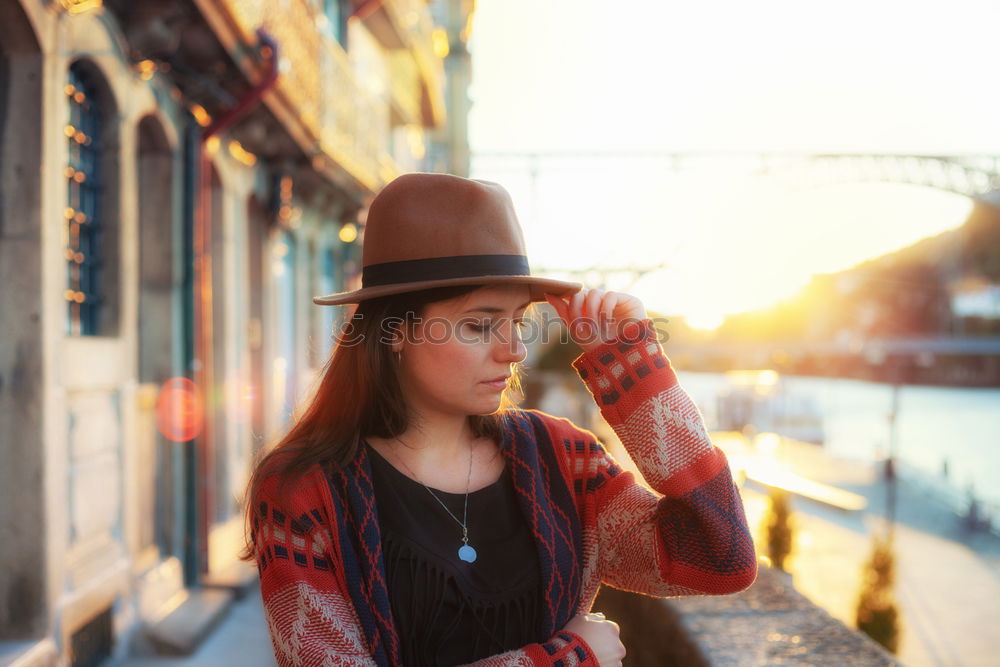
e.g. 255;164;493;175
387;317;409;355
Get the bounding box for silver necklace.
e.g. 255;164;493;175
389;437;478;563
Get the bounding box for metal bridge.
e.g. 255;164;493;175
475;150;1000;287
474;150;1000;200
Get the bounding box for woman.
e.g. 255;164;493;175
244;173;757;666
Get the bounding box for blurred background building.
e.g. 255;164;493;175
0;0;475;664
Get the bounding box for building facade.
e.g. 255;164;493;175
0;0;474;664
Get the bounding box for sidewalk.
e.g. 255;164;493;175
114;589;274;667
735;436;1000;667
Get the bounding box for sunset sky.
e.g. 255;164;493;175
466;0;997;327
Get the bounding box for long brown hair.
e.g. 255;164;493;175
241;284;527;560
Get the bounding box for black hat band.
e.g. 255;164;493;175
362;254;531;287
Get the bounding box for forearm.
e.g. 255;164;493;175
572;318;721;490
571;319;757;593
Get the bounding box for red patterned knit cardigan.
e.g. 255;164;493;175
252;320;757;666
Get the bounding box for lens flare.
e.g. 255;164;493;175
156;377;205;442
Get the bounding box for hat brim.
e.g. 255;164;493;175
313;275;583;306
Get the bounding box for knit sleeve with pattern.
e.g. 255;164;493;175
563;318;758;601
253;468;380;666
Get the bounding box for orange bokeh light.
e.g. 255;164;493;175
156;377;205;442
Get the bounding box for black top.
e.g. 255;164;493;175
366;443;545;666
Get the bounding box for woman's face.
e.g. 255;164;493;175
394;285;531;420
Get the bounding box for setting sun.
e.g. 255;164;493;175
630;179;973;326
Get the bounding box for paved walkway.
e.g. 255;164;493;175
115;589;275;667
735;437;1000;667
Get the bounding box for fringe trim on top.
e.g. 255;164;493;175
381;531;543;665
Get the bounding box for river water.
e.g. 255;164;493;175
676;371;1000;510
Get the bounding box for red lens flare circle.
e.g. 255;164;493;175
156;377;205;442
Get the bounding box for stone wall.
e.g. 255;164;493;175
595;566;901;666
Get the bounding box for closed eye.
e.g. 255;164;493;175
465;319;528;333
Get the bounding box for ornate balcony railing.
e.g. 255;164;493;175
220;0;395;191
360;0;446;126
386;51;422;124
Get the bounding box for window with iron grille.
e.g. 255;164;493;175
65;62;105;335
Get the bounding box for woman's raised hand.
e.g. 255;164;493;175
563;612;626;666
545;288;648;354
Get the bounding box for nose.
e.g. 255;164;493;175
494;321;527;363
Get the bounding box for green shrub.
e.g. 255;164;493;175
855;535;902;653
763;487;794;571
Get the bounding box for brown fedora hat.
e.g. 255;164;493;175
313;173;582;305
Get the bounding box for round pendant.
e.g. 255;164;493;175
458;545;477;563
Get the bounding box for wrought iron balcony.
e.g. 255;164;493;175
355;0;446;127
216;0;397;192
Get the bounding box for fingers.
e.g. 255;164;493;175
544;294;569;322
547;288;647;352
590;613;625;666
562;612;625;665
586;611;619;633
547;289;604;321
547;291;593;341
583;288;604;323
600;292;620;325
569;289;587;323
555;289;609;346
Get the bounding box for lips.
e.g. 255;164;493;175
484;375;510;384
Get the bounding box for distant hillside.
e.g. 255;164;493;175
710;199;1000;343
662;199;1000;386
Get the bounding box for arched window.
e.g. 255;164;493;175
65;61;118;335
